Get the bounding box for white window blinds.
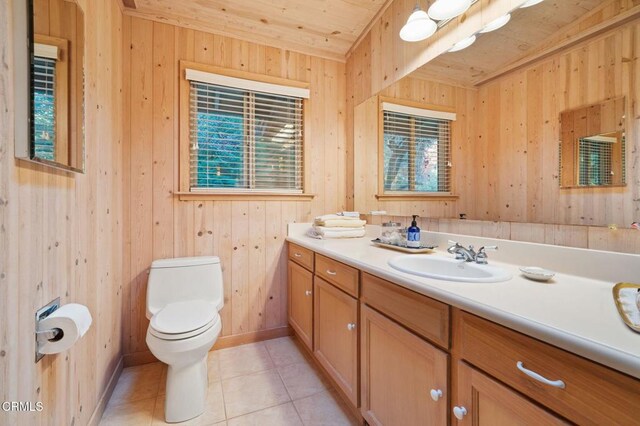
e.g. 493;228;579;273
382;103;453;193
32;55;57;161
577;133;626;186
187;71;305;192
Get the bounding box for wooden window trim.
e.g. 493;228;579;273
178;61;314;201
377;95;458;200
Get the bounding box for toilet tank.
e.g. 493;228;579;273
146;256;224;319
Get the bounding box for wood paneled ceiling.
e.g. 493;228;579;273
411;0;607;87
121;0;390;61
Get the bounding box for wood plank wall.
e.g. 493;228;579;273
121;16;348;364
0;0;124;424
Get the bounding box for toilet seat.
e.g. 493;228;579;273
150;300;219;341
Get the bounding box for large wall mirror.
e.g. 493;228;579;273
353;0;637;230
14;0;85;173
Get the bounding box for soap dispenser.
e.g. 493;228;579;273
407;215;421;248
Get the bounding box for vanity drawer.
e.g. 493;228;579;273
361;273;449;349
288;243;314;272
453;310;640;425
315;254;359;297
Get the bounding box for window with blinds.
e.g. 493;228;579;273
382;103;454;194
187;71;306;192
33;55;57;161
577;133;626;186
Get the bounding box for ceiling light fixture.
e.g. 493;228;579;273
520;0;544;8
399;4;437;42
428;0;471;21
448;35;476;52
480;14;511;33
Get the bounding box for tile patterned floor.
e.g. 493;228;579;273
100;337;357;426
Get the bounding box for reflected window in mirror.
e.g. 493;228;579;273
33;37;69;162
559;97;625;188
380;100;455;195
577;132;625;187
14;0;85;172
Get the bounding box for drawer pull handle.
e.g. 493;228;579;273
430;389;443;402
293;253;302;258
453;406;467;420
516;361;565;389
326;270;337;276
347;323;356;331
305;290;312;296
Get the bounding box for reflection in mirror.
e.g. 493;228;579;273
26;0;85;172
559;98;626;188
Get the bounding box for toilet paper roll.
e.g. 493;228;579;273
38;304;93;354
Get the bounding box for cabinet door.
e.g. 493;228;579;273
314;277;359;406
361;305;448;426
288;260;313;350
453;362;568;426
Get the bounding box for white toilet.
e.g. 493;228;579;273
145;256;224;423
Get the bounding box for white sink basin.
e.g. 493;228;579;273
388;255;512;283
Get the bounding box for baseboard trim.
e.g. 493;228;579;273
213;326;292;350
88;356;123;426
123;326;293;367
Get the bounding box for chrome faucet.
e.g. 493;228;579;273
447;240;498;264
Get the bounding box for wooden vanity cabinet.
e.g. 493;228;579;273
360;305;448;426
453;361;568;425
286;243;640;425
287;260;314;350
314;276;359;406
453;310;640;425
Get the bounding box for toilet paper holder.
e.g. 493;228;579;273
35;297;62;362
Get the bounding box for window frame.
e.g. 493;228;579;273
376;96;458;201
178;61;314;201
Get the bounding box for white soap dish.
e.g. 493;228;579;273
519;266;556;282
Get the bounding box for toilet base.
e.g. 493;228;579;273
164;356;208;423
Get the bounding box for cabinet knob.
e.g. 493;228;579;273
347;323;356;331
453;406;467;420
430;389;443;401
305;290;312;296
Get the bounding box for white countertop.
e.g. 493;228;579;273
287;224;640;380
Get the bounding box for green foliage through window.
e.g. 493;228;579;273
190;82;303;191
383;111;451;193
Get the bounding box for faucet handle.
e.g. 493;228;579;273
475;246;497;264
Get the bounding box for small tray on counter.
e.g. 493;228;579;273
612;282;640;333
371;238;437;254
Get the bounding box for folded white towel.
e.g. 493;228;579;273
307;227;366;239
315;214;361;222
313;225;364;233
314;219;367;228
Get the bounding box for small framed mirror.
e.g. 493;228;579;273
14;0;85;173
559;98;625;188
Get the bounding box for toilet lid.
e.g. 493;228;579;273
151;300;218;335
